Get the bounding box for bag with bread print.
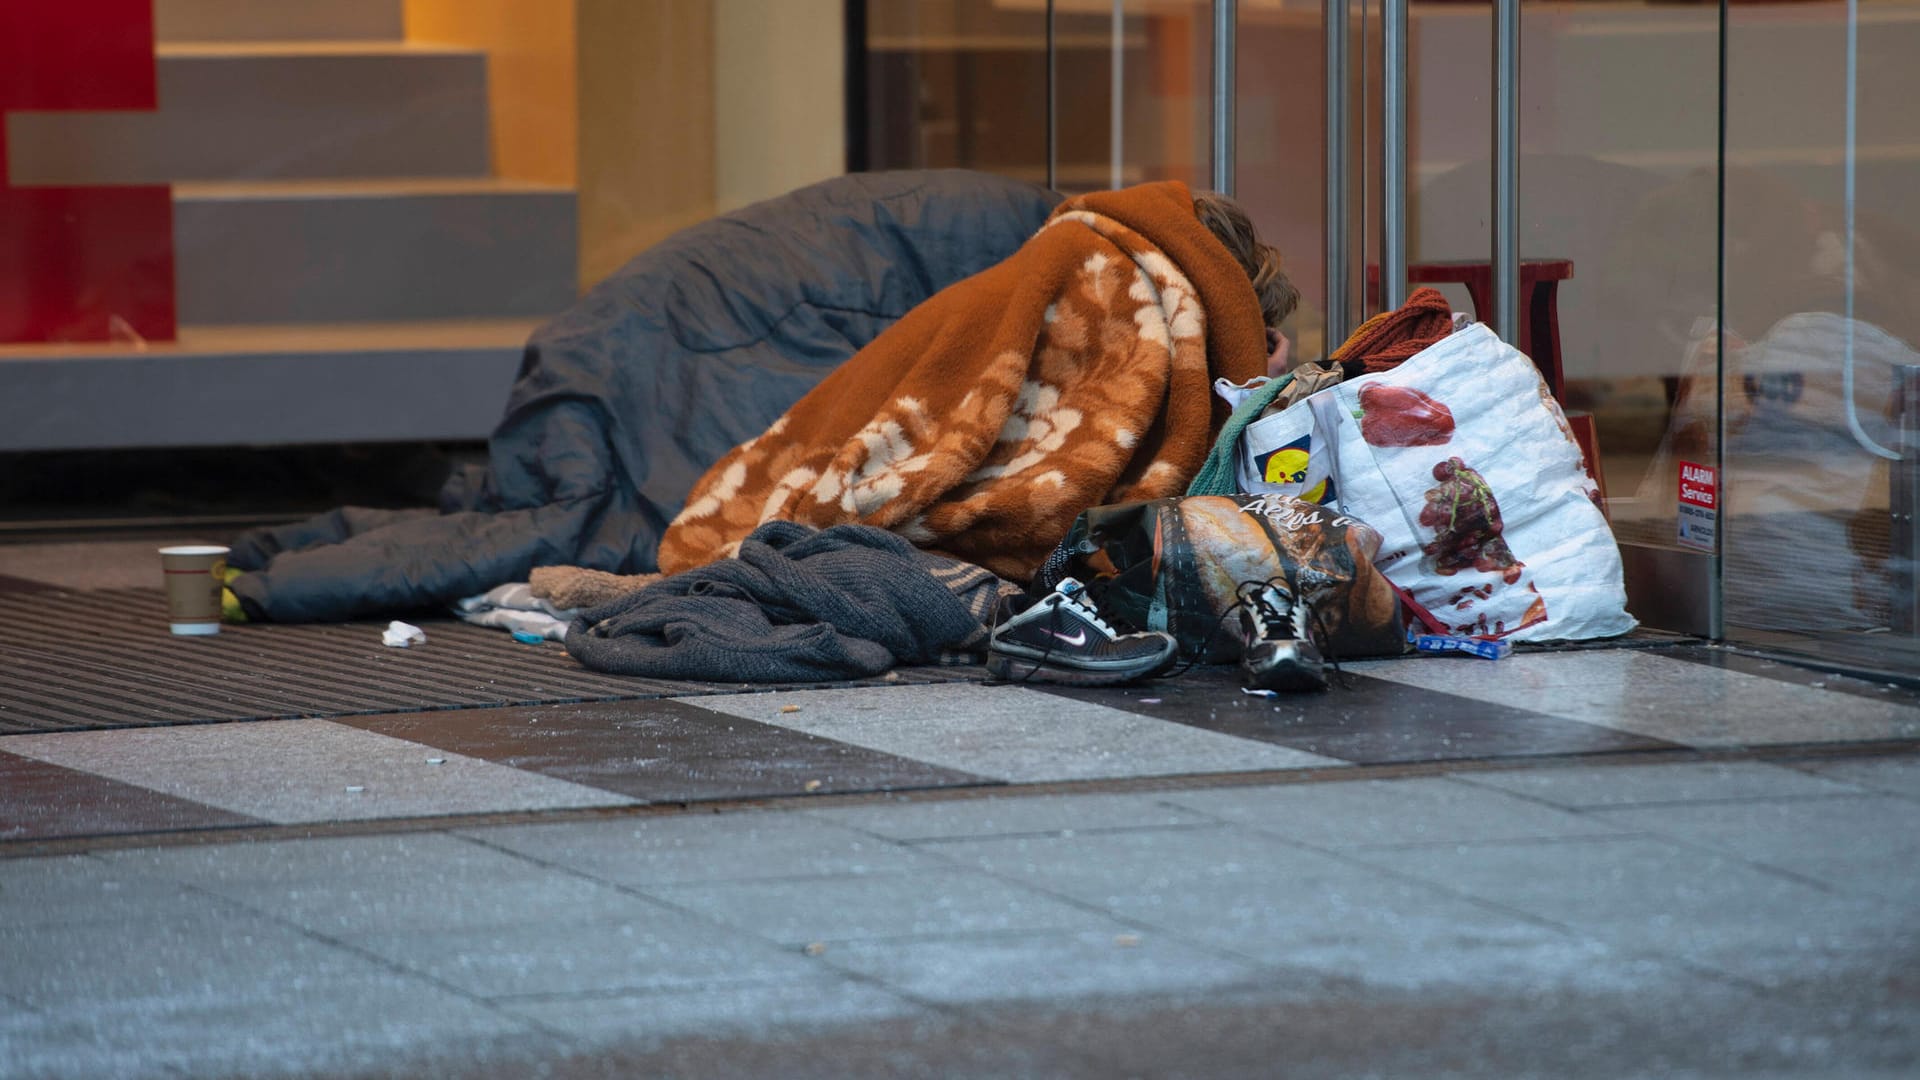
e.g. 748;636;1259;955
1311;322;1635;641
1044;493;1411;661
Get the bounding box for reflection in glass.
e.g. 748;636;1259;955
1716;0;1920;661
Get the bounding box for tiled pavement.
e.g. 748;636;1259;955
4;647;1916;844
3;547;1919;1076
3;756;1917;1078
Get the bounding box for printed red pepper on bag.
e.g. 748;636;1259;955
1358;385;1455;447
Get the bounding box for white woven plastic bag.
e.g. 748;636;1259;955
1237;322;1634;641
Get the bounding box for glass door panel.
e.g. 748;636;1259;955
1410;2;1723;563
1227;0;1332;362
1720;0;1920;674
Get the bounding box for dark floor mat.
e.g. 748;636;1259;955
0;588;988;735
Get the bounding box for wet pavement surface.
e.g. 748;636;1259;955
4;755;1917;1078
2;545;1917;1077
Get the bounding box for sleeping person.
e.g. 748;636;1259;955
657;180;1302;585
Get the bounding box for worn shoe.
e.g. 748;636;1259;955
1237;580;1328;693
987;577;1177;686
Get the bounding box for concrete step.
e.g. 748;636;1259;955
0;319;535;450
5;43;489;184
172;179;578;325
155;0;403;43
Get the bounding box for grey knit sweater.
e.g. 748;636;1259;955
564;521;1003;682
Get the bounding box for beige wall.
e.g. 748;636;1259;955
712;0;846;214
404;0;578;187
406;1;846;288
578;0;845;286
575;0;718;289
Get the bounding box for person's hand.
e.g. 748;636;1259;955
1266;331;1292;379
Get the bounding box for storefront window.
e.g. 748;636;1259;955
9;0;1916;672
1718;0;1920;674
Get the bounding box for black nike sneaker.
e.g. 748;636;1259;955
987;577;1178;686
1237;579;1328;693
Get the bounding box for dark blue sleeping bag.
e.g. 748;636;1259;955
229;170;1063;621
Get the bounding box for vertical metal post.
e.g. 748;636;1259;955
1491;0;1520;342
1358;0;1369;290
1111;0;1125;190
1712;0;1728;639
843;0;869;172
1382;0;1408;310
1211;0;1236;195
1046;0;1058;190
1894;365;1920;635
1325;0;1351;345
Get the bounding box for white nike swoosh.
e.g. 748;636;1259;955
1049;628;1088;647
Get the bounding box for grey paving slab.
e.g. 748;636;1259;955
805;791;1217;842
346;908;819;1000
1350;650;1920;748
1793;754;1920;800
0;902;545;1077
1042;664;1673;764
1158;776;1629;848
516;1006;1110;1080
104;832;665;936
645;869;1118;945
1342;649;1706;691
0;749;261;841
1660;645;1920;710
497;976;925;1047
0;853;223;929
0;1010;165;1080
0;962;546;1080
924;825;1619;992
1590;794;1920;904
1026;966;1919;1080
686;683;1345;783
462;811;938;887
816;928;1264;1006
1454;759;1873;808
102;830;525;887
1342;835;1915;987
4;719;636;824
1;906;374;1009
341;698;991;802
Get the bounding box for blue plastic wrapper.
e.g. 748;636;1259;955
1412;634;1512;660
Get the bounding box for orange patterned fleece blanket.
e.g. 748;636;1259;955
656;180;1268;582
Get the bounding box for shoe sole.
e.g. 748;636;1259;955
986;651;1169;687
1242;662;1329;693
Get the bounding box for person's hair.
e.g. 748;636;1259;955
1192;191;1300;331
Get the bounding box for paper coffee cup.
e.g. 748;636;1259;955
159;545;229;635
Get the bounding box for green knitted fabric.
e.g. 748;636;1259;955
1185;372;1293;496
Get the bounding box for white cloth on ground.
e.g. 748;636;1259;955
382;620;427;648
452;583;580;642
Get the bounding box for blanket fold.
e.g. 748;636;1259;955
657;180;1268;583
565;521;1009;682
223;170;1062;622
531;565;662;611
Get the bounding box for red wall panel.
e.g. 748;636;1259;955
1;0;177;343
